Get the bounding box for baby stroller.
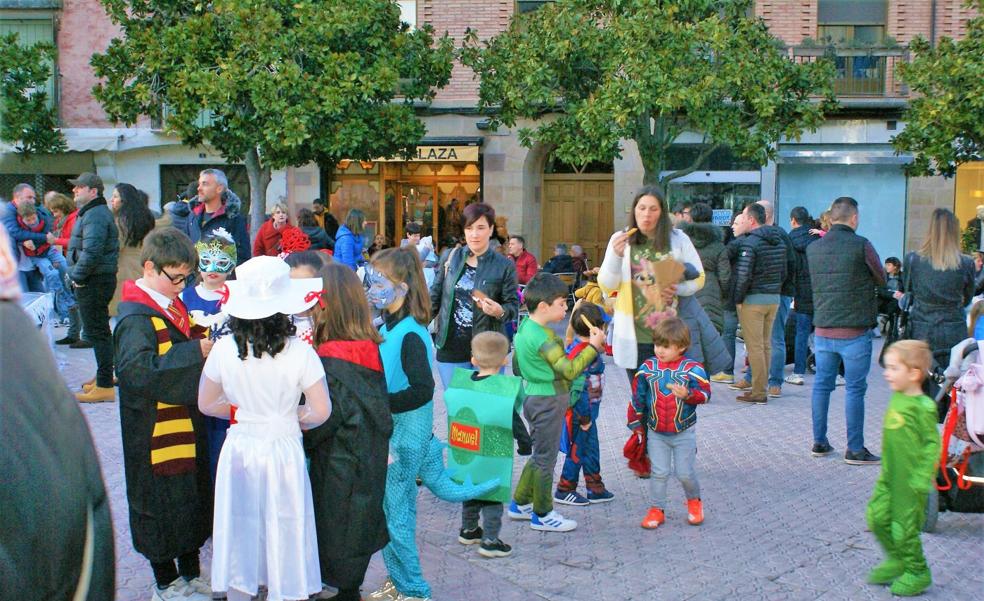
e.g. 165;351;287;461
922;338;984;532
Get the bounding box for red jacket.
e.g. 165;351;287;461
252;219;297;257
53;209;78;256
511;249;538;285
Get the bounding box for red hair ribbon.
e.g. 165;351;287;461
217;284;230;307
305;289;327;309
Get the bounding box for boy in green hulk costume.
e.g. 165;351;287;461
445;331;524;558
866;340;941;597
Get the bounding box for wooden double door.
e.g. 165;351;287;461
541;174;614;268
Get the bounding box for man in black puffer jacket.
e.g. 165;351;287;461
729;202;788;404
787;207;820;385
67;172;120;403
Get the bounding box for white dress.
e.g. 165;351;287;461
204;336;326;601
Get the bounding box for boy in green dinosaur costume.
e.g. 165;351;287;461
866;340;941;597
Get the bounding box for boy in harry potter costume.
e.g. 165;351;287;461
114;227;214;601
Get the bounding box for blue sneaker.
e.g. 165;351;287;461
507;500;533;520
530;510;577;532
553;490;589;506
587;489;615;503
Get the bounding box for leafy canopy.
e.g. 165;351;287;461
91;0;453;228
894;0;984;177
461;0;835;185
0;33;66;157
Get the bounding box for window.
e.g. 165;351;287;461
516;1;552;14
397;1;415;29
0;16;57;114
817;1;888;95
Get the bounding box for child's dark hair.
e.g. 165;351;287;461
312;263;382;344
524;272;568;312
285;250;330;273
472;331;509;370
371;247;431;326
572;302;604;337
228;314;296;360
652;317;691;350
885;256;901;270
140;227;198;269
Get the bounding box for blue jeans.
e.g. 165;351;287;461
721;310;739;375
646;427;700;509
744;295;791;387
436;360;474;390
29;249;76;318
811;331;872;453
793;311;813;375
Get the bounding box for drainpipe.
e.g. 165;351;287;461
930;0;937;47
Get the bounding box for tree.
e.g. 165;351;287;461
92;0;453;235
460;0;835;188
893;0;984;177
0;33;66;157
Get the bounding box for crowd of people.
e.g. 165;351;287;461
7;171;982;600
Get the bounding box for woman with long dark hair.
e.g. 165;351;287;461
905;208;976;366
597;186;729;381
109;183;156;316
429;203;519;388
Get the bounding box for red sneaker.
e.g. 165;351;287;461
641;507;665;529
687;498;704;525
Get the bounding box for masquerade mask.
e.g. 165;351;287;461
195;228;237;274
365;266;406;309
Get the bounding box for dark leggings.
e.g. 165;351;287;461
150;550;200;588
624;343;653;385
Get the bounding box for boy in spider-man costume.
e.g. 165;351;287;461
555;302;615;506
629;317;710;530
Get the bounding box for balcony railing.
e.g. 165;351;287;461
788;46;911;98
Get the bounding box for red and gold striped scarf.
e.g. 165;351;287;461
149;316;196;476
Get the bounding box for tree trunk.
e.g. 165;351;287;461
244;146;271;243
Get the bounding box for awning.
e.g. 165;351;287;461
373;137;483;163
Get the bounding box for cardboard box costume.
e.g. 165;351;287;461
444;368;522;503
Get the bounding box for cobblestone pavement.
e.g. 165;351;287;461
54;323;983;601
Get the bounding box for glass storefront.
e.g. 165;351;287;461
662;144;761;215
954;162;984;236
325;145;481;248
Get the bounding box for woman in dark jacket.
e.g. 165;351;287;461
305;264;392;601
430;203;519;388
680;202;730;333
297;208;334;251
905;208;976;366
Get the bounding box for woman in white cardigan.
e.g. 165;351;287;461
598;186;729;380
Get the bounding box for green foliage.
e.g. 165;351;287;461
460;0;835;186
894;0;984;178
91;0;453;230
0;32;66;157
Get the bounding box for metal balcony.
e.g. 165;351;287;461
788;46;911;98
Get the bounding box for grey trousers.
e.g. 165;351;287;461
461;500;503;541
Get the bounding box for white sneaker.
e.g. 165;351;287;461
367;578;398;601
784;374;804;385
507;500;534;520
152;579;190;601
836;375;846;387
530;509;577;532
393;594;431;601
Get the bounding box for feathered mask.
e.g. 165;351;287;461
195;228;237;274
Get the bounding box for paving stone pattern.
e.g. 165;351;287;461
54;323;983;601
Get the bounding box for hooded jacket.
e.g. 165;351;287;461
305;340;392;568
169;189;250;264
301;225;334;251
730;224;788;305
681;222;731;332
788;225;820;315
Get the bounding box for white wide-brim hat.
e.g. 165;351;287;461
222;256;323;320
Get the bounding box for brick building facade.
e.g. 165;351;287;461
0;0;979;259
